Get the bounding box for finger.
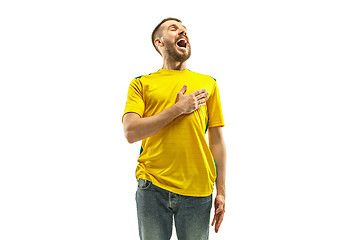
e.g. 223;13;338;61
195;92;209;100
211;214;216;226
215;205;223;214
197;97;207;105
215;212;225;233
212;214;220;232
204;97;209;102
179;85;187;94
191;89;207;96
212;204;220;227
197;103;206;109
196;93;209;101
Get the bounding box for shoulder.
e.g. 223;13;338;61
132;72;154;81
131;70;163;83
187;70;220;96
129;72;155;87
188;70;217;82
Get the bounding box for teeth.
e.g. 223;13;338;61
177;38;187;43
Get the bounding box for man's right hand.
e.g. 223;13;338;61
175;85;209;114
123;85;209;143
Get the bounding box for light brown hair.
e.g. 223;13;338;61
151;17;182;56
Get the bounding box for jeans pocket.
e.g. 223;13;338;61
137;178;152;190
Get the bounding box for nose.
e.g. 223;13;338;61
179;29;187;37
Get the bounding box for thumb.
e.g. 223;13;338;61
179;85;187;95
216;206;223;214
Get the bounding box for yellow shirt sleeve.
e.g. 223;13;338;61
122;78;145;122
207;80;225;128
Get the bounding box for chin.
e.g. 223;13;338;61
166;49;191;62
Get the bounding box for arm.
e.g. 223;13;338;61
123;105;182;143
209;126;226;233
123;85;209;143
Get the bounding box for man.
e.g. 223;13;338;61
122;17;226;240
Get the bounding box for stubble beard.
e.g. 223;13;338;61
164;41;191;63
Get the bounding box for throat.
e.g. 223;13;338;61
162;60;187;70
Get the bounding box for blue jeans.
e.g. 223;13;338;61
136;179;212;240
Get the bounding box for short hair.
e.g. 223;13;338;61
151;17;182;56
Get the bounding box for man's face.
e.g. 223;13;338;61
159;20;191;62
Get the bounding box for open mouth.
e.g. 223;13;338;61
176;38;187;49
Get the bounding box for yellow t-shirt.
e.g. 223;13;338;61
123;69;224;196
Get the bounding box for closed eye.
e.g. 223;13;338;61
168;24;180;31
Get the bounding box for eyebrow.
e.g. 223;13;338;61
168;24;187;30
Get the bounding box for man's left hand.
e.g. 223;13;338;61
211;194;225;233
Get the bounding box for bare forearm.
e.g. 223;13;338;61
210;142;226;196
211;143;226;233
124;104;183;143
124;86;209;143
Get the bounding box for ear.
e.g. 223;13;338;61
154;38;164;48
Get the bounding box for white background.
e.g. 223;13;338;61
1;0;359;239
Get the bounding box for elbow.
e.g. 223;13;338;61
124;125;141;143
124;130;137;143
123;116;141;143
123;120;135;143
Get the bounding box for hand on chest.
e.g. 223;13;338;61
144;78;213;110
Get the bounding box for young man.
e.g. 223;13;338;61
122;18;226;240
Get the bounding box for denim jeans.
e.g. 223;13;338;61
136;179;212;240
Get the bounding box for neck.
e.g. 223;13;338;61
162;59;187;70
